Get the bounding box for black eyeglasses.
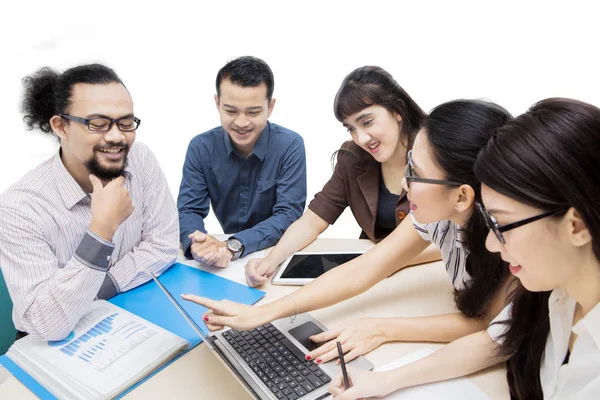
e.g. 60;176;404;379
476;202;569;245
404;150;463;188
60;114;141;133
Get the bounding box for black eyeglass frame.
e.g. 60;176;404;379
60;114;141;133
476;202;569;245
404;150;463;188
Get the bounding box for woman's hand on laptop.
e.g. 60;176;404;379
307;318;387;363
180;295;269;331
245;258;275;287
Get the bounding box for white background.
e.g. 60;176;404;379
2;1;599;239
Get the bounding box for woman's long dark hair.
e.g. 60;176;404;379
333;66;426;150
425;100;512;318
474;98;600;399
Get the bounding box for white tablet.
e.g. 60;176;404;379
271;250;365;286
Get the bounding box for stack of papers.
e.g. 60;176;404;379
6;301;187;400
377;348;492;399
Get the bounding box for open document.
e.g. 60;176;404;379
378;348;492;399
6;300;188;400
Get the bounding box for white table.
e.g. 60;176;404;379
0;238;509;399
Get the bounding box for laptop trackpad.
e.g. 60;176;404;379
288;321;323;352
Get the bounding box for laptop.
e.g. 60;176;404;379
150;273;373;400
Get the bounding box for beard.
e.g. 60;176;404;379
84;144;130;181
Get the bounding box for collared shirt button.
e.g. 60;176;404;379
241;189;248;194
397;211;406;220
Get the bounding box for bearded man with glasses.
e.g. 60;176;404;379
0;64;178;340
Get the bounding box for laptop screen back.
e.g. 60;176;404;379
150;272;214;350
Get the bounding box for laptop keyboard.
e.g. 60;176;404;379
222;323;332;400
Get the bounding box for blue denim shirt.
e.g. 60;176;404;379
178;121;307;258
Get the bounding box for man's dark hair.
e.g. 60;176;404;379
21;63;124;135
215;56;274;101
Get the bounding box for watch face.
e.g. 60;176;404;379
228;239;243;252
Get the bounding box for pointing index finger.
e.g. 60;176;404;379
180;295;234;316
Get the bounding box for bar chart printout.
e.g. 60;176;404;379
6;301;188;400
52;308;158;371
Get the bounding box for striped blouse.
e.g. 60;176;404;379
410;213;471;290
0;142;178;340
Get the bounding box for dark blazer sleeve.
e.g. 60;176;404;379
308;142;357;224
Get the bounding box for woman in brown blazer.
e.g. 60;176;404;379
244;66;441;287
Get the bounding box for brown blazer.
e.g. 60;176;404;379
308;141;409;242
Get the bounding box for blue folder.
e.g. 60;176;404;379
0;262;265;399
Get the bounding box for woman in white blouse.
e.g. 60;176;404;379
477;98;600;399
328;98;600;399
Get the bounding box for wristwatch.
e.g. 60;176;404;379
226;237;245;261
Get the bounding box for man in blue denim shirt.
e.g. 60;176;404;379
178;56;307;268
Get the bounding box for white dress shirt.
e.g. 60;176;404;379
0;142;178;340
489;289;600;399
